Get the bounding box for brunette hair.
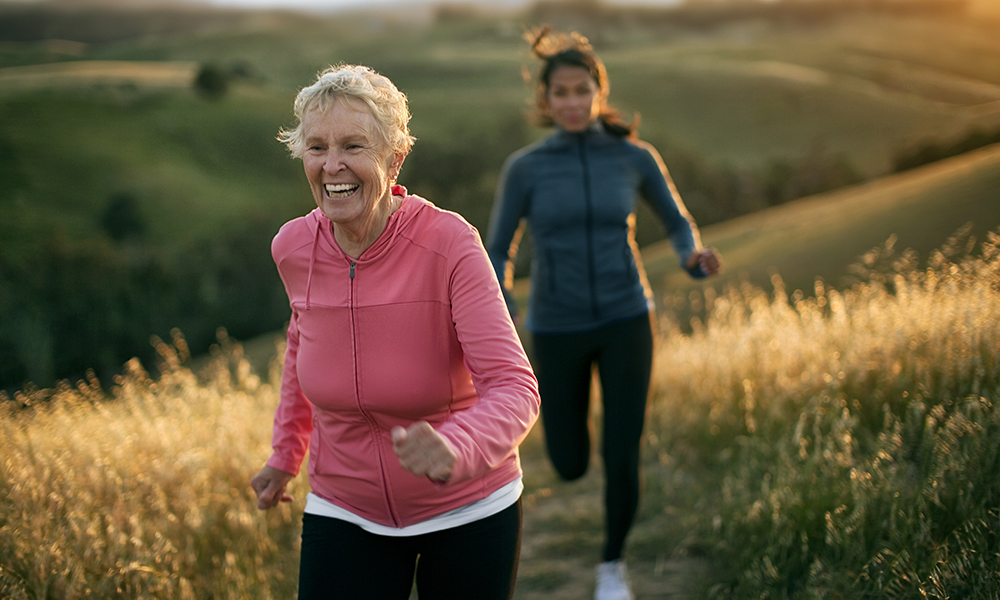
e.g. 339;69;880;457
525;26;638;138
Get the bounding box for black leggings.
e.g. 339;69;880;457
297;499;522;600
532;313;654;562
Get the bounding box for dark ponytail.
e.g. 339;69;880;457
524;26;638;139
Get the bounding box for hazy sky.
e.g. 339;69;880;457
198;0;523;11
198;0;680;13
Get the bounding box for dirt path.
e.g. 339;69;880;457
514;447;710;599
518;499;710;599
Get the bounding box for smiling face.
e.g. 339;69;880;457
301;97;404;241
545;65;605;132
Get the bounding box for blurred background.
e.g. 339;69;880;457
2;0;999;391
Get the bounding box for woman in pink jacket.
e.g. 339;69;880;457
250;64;540;600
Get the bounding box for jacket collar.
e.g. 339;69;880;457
549;120;611;146
303;185;422;308
308;185;417;262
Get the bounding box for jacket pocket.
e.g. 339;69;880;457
622;246;639;285
310;416;334;476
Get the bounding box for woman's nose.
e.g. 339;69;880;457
323;151;345;173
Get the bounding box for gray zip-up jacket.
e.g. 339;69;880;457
486;122;707;334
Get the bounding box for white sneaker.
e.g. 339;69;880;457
594;559;634;600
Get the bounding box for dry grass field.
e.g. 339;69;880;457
2;222;998;598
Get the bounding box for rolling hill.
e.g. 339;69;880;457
2;0;1000;388
639;142;1000;322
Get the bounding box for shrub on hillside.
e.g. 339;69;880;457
0;221;289;393
656;141;863;229
893;126;1000;172
194;63;230;100
100;192;148;243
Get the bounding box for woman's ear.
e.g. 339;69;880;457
390;152;407;182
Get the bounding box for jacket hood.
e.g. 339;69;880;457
302;184;423;309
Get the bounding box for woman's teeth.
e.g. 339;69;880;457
325;183;359;198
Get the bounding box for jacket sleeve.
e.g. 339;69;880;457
485;153;531;316
635;141;709;279
438;224;540;483
265;310;313;475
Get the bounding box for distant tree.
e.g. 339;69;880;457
0;133;28;200
194;63;229;100
100;192;147;242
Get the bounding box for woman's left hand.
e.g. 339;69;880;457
391;421;457;483
688;247;723;276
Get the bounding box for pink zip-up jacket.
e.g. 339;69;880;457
266;187;540;528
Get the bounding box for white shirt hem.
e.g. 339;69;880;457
304;477;522;537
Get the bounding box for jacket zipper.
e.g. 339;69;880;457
349;259;402;526
577;134;600;320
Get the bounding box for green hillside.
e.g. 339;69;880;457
641;142;1000;323
2;0;1000;388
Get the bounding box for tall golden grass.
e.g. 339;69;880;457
0;332;302;599
1;227;998;598
648;225;1000;597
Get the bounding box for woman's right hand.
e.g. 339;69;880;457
391;421;457;483
250;464;295;510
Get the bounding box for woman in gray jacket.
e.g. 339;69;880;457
486;27;721;600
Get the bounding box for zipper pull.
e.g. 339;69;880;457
350;261;356;279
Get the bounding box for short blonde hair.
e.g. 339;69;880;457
278;64;415;158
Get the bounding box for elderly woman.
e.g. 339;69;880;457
250;64;540;600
